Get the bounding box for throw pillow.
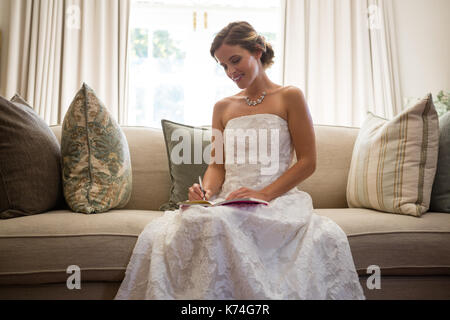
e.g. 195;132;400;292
346;93;439;217
159;119;212;211
0;95;63;219
61;83;132;213
11;93;32;108
430;112;450;212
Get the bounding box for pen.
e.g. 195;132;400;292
198;176;206;200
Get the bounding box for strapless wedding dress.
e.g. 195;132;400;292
115;113;365;300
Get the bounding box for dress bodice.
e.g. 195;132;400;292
216;113;295;199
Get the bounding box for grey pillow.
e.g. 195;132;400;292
159;119;211;211
430;112;450;212
10;94;32;108
0;94;64;219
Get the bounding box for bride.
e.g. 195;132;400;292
115;21;365;300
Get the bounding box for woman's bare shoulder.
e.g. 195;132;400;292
213;96;234;116
212;96;235;129
214;93;245;113
280;85;305;97
262;85;303;120
281;86;306;110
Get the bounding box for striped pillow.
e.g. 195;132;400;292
346;94;439;216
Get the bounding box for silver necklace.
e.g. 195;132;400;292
245;91;267;106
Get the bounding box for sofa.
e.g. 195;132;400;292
0;123;449;300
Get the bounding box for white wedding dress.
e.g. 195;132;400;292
115;113;365;300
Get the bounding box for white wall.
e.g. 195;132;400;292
0;0;11;97
393;0;450;101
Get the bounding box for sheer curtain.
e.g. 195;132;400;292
283;0;403;127
1;0;130;125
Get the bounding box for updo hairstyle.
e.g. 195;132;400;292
210;21;275;70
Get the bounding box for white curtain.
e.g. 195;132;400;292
1;0;130;125
283;0;403;127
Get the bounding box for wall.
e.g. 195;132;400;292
393;0;450;101
0;0;10;97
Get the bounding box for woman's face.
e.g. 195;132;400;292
214;44;262;89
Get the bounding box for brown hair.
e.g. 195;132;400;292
210;21;275;70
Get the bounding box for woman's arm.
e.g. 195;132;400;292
189;100;226;200
202;163;225;198
225;87;316;202
260;87;317;201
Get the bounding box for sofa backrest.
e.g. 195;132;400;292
50;124;359;210
297;124;360;208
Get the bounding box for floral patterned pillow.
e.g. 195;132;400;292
61;83;132;213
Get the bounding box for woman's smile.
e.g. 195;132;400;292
232;74;244;83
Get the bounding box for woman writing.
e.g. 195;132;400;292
116;21;365;300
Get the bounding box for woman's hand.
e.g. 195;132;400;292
225;187;269;202
188;183;213;201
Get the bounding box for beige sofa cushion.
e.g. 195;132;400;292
0;210;162;285
347;94;439;216
316;208;450;275
1;209;449;285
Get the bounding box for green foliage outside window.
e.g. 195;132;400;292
405;90;449;117
435;90;450;117
131;28;149;58
152;30;186;60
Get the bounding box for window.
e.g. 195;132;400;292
128;0;284;128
